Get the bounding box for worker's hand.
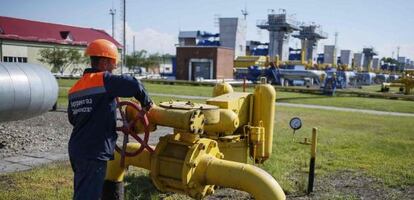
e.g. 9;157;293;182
142;102;153;113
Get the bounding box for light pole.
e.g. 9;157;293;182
109;8;116;38
122;0;126;74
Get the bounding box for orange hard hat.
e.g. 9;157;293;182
85;39;118;61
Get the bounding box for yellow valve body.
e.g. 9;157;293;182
106;81;283;200
151;132;223;199
126;102;220;134
106;137;285;200
204;109;239;136
216;136;249;163
206;92;251;133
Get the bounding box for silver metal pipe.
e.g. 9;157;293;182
0;62;58;122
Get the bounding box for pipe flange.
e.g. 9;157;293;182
182;139;223;199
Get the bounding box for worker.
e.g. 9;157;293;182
67;39;153;200
331;72;337;96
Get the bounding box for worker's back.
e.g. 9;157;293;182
68;69;117;161
68;68;152;161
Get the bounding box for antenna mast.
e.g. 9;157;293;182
241;6;248;20
109;8;116;38
397;46;400;58
119;0;126;74
334;32;338;47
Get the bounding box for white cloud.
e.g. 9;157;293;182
113;22;177;55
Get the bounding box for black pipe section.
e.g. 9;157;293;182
307;157;315;194
102;180;124;200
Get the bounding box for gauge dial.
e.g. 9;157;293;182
289;117;302;130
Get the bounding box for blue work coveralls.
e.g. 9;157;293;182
67;68;151;200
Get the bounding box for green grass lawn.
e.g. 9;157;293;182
268;106;414;193
1;106;413;199
0;162;73;200
57;79;414;113
347;84;402;93
276;94;414;113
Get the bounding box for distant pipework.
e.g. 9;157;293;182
362;48;378;72
257;11;299;62
0;62;58;122
293;24;328;64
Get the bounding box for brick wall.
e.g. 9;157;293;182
176;46;234;80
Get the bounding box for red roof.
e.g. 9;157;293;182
0;16;122;48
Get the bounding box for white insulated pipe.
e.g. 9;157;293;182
0;62;58;122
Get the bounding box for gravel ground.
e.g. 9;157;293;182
0;111;171;159
0;111;71;159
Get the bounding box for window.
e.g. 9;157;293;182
60;31;73;41
3;56;28;63
3;56;12;62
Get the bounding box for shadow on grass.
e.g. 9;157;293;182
124;173;159;200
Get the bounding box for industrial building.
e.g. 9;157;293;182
175;46;234;81
293;24;327;63
245;41;268;56
257;11;299;61
0;16;121;74
372;58;380;70
219;18;246;58
178;31;219;47
397;57;406;64
353;53;364;70
323;45;337;65
362;48;377;71
340;50;353;67
176;17;247;81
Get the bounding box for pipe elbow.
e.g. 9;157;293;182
202;156;285;200
105;143;153;182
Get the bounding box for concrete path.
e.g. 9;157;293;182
277;102;414;117
0;152;68;174
150;93;414;117
0;127;172;175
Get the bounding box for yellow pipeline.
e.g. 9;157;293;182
127;104;207;134
106;141;286;200
105;143;152;182
198;155;286;200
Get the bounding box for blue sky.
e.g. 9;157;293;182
1;0;414;59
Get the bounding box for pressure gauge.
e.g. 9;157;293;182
289;117;302;131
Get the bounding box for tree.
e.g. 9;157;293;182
126;50;147;71
147;53;161;71
126;50;165;73
381;57;399;65
38;47;86;75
